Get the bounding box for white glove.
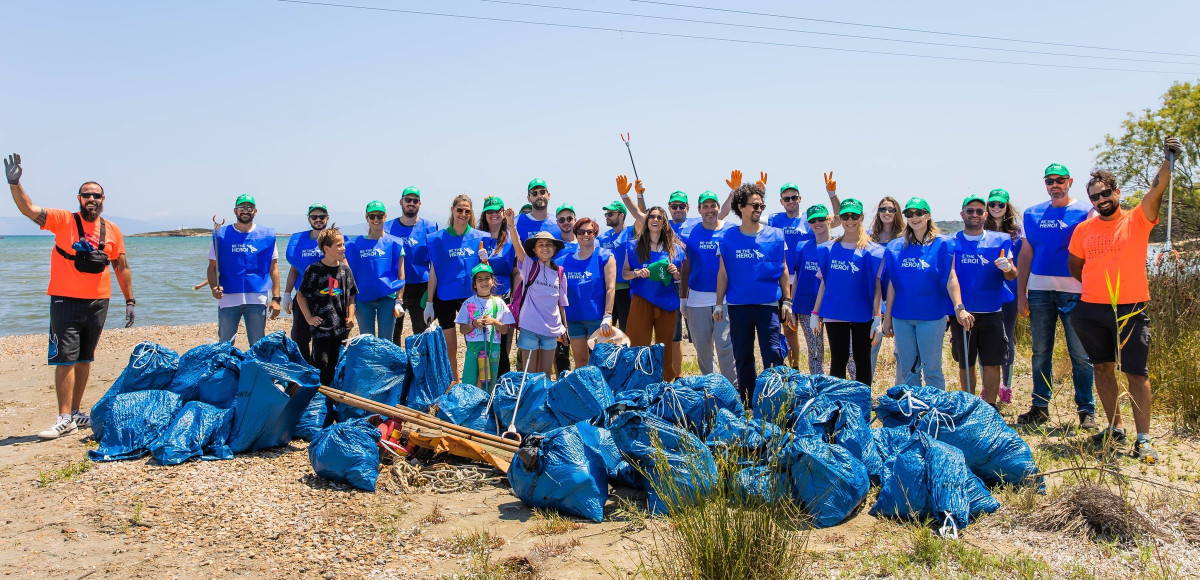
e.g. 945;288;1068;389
679;296;688;310
809;313;821;336
994;255;1013;272
870;315;883;345
712;304;725;322
423;302;436;325
281;291;292;313
600;314;613;336
394;299;404;317
780;299;793;328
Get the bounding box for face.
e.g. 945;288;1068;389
401;194;421;217
534;239;557;260
646;209;666;232
698;200;719;220
235;203;256;224
366;211;386;229
987;200;1007;220
308;210;329;231
324;235;346;261
528;187;550;211
474;273;495;295
605;210;624;228
961;202;987;229
739;193;765;224
839;211;862;232
780;189;801;213
876;201;897;223
669;202;688;222
1044;174;1072;200
77;184;104;220
576;223;598;247
485;209;503;228
808;215;829;235
1087;182;1120;217
557;211;575;234
453;201;472;225
902;207;929;228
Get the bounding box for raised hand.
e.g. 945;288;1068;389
635;179;645;195
756;171;768;189
994;249;1013;272
726;170;742;191
4;154;21;185
616;175;632;196
824;171;836;193
503;207;516;221
1165;136;1184;160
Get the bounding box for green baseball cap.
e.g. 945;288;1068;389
838;198;864;216
1044;163;1070;178
307;203;327;214
647;258;673;286
697;191;719;206
520;203;533;213
365;200;386;214
904;197;931;213
556;203;575;216
780;182;800;194
471;263;494;278
602;201;626;213
988;188;1010;204
235;194;256;207
668;191;688;205
482;196;504;213
527;178;547;192
962;194;986;208
806;204;829;221
401;186;421;198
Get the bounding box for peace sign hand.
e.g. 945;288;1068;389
757;171;768;189
616;175;632;196
726;170;742;191
823;172;836;193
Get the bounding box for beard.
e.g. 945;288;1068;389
237;213;254;224
531;198;548;211
78;201;103;221
402;206;419;218
1097;201;1119;217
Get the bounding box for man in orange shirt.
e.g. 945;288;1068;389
1067;137;1182;464
5;153;135;440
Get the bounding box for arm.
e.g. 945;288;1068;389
427;267;438;303
812;279;825;315
268;260;281;319
824;172;843;227
346;296;356;330
622;253;637;281
715;259;728;306
113;254;133;301
504;208;526;263
717;170;742;220
295;293;319;326
207;259;222;299
5;155;46;225
1068;253;1084;282
285;267;299;296
779;261;790;302
458;321;474;336
1016;240;1032;316
604;255;616;317
1140;138;1182;221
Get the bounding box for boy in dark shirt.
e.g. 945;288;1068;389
295;227;357;423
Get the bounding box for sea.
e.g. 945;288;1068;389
1;235;301;338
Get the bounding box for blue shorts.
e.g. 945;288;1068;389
517;329;558;350
567;319;602;340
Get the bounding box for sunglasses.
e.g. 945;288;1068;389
529;189;549;197
647;214;665;222
454;207;472;215
903;210;928;218
309;214;328;221
781;195;800;202
962;208;986;216
808;217;827;223
484;209;500;216
79;192;104;200
366;213;386;220
1088;188;1114;202
877;206;897;214
1044;177;1068;185
557;216;575;223
669;204;687;211
402;197;421;205
744;203;766;211
235;205;255;212
987;201;1006;209
604;211;621;217
577;229;598;236
840;213;862;221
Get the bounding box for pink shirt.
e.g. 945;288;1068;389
516;257;569;336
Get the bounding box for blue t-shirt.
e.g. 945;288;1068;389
216;224;276;294
384;217;440;284
515;213;560;245
483;235;517;296
557;248;612;321
718;226;786;306
284;230;324;293
1002;236;1023;302
767;212;815;279
793;239;824;313
883;236;955;321
427;227;489;300
953;231;1013;313
598;226;634;287
670;217;701;235
1023;200;1091;278
555;241;579;262
817;241;884;323
680;222;732;294
345;234;406;303
625;241;686;311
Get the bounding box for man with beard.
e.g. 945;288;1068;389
1015;163;1095;428
680;192;736;385
282;203;330;362
385;186;440;341
666;191;700;234
597;200;634;329
5;154;135;439
1067;137;1183;463
516;179;561;244
208;194;280;348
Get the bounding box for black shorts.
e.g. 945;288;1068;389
949;311;1008;369
433;294;466;330
1070;301;1150;376
49;296;109;365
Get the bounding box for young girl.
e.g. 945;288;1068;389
504;208;568;377
295;227;358;423
455;264;514;391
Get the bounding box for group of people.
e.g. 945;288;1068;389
8;137;1182;463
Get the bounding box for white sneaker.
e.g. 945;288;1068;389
38;415;77;440
71;412;91;429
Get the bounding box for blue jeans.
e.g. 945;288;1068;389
218;304;267;348
892;318;948;390
356;295;397;341
1028;290;1094;413
729;304;784;402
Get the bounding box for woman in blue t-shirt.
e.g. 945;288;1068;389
557;217;616;368
880;197;973;390
792;204;833;375
425;194;489;383
985;188;1022;401
478;196;518;375
347;200;406;341
623;205;685;382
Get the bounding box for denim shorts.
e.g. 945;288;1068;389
517;329;558;350
567;319;602;340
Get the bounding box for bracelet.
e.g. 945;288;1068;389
271;296;282;303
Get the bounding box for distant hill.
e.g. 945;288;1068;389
937;220;964;234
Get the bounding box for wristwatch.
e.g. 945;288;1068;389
954;303;966;313
125;298;136;306
272;296;282;303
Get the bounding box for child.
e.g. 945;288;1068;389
455;264;514;391
504;211;569;377
295;227;358;424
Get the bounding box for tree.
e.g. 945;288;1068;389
1094;81;1199;241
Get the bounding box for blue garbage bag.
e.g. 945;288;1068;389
248;331;318;382
89;390;183;462
508;424;609;522
90;342;183;437
805;375;873;424
434;383;493;433
308;417;382;492
575;421;639;488
169;341;244;409
873;384;954;428
732;465;791;504
295;393;328;441
675;373;745;421
870;431;999;532
787;394;841;438
547;366;614;427
491;371;559;436
752;366;808;423
609;411;718;515
148;401;234;465
826;402;882;483
228;359;320;453
647;381;708;437
589;344;664;395
331;334;409;420
404;329;453;412
780;435;870;528
704;408;784;462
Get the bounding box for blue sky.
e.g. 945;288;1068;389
2;0;1198;232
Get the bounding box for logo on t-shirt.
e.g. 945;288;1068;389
229;244;256;254
566;270;594;282
901;257;931;270
448;247;474;258
698;241;718;251
1038;219;1071;229
359;247;386;258
735;248;766;260
320;277;343;296
960;253;990;266
831;260;860;274
301;248;322;258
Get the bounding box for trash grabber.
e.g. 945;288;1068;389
502;346;536;443
962;324;971;394
620;132;640;182
1158;149;1179;266
211;215;225;283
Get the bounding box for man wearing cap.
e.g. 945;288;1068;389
385;186;441;342
667;191;701;234
283;202;330;362
7;153;136;439
597;200;635;330
680;191;737;385
1067;138;1182;463
1016;163;1096;428
208;194;280;348
555;203;578;257
516;178;561;244
951;195;1016;407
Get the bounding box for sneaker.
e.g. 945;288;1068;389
1016;405;1049;426
1134;439;1159;464
38;415;77;440
71;411;91;429
998;384;1013;405
1091;426;1126;445
1078;412;1097;431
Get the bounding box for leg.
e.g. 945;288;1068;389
727;305;758;401
311;335;340;424
462;341;482;388
796;313;824;375
434;297;463;382
849;322;874;386
570;338;591;371
915;319;947;390
1092;362;1122;428
444;327;460;382
825;322;852;379
626;296;655;347
713;309;738;387
378;297;398;341
672;306;684;376
1127;373;1152;435
402;282;430;337
658;309;681;382
782;311;801;369
869;332;883;377
69;299;106;414
244;305;268;347
1001;299;1018;386
355;297;378;336
980;366;1001;404
291;312;313;363
217;306;241;344
685;305;717;376
891;319;920;386
613;287;632;331
69;362;91;413
1026;290;1058;408
756;304;785;370
498;319;514;375
54;365;76;416
536;347;556;376
1056;293;1095;415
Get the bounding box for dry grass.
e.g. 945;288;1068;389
528;508;584;536
1175;511;1200;545
421;502;448;525
529;537;580;559
444;529;506;555
1028;483;1154;544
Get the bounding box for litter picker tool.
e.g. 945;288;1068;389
1158;148;1179;266
962;324;971;395
502;347;536;443
620;132;640;182
211;215;225;285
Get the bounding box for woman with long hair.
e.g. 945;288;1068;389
852;196;903;381
346;200;405;340
881;197;973;390
425;194;488;382
557;217;616;367
623;205;686;381
811;198;885;385
478;196;517;375
792;204;833;374
985;188;1022;400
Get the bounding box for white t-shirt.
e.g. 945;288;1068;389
455;294;516;343
686;290;719;308
207;224;280;308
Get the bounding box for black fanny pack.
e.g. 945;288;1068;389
55;213;110;274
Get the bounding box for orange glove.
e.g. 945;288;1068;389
726;169;743;190
756;171;768;189
616;175;632;196
635;179;645;195
824;171;836;193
